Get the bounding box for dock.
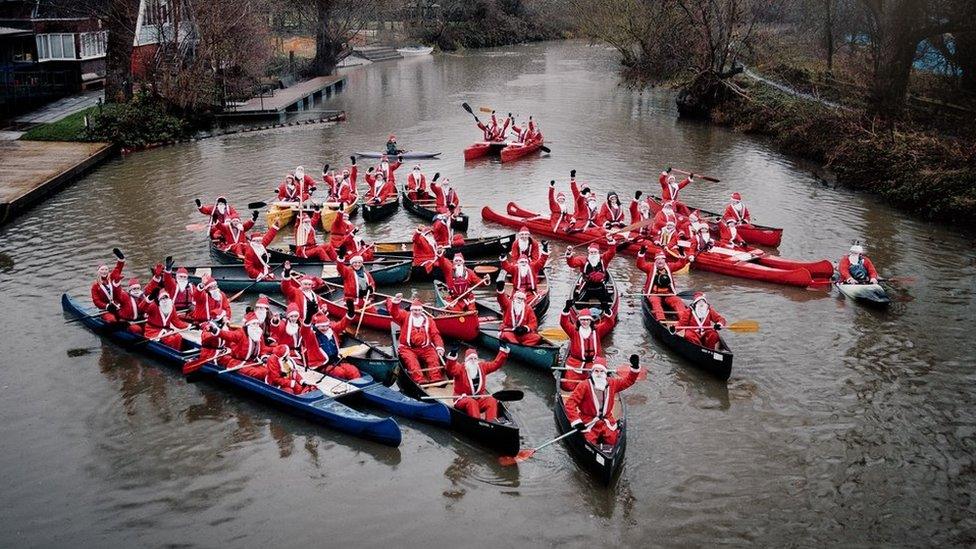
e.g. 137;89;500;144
0;140;114;226
224;75;347;122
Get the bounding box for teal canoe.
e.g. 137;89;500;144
187;258;411;293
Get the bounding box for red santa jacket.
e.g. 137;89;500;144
565;367;638;431
677;305;727;335
242;226;279;279
365;173;397;202
629;200;654;238
548;186;574;230
302;314;351;367
329;212;356;248
718;223;747;247
431;218;452;246
437;256;481;299
191;285;231;324
838;255;878;281
570;179;598;226
387;299;444;351
510;236;542;262
336;259;376;299
497;292;539;332
280;276;326;324
445;350;508;398
277;180;311;202
406;172;427;194
659;171;692;202
216;327;273;362
566;247;616;277
722;203;751;224
559;311;610;368
597;202;626;228
142;300;189;339
501;254;548;292
91;259;125;310
432;182;460;214
219;220;256;250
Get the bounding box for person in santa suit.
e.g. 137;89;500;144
385;134;401;156
718;218;747;248
510;226;543;262
304;310;361;380
161;261;195;319
196;321;229;365
210;311;272;373
141;288;190;349
269;303;305;358
686;223;714;263
548;181;576;233
374;154;402;185
291;165;316;197
436;252;488;312
431;178;461;216
637;248;685;321
597;191;627;230
679;211;701;240
405;164;429;197
651;200;680;235
570;176;600;231
567;170;588;216
444;347;510;421
251;294;279;345
629;191;654;240
328;209;357;249
276;174;311;203
322;157;358;204
500;248;549;305
431;214;463;247
336;254;376;309
264;344;315;395
190;275;232;326
195;196;238;243
292;210;339;262
674;293;726;350
654;220;683;261
565;237;617;309
91;250;126;323
364;168;397;204
722;192;751;225
566;355;640;447
510;114;539;144
340;235;375;262
495;285;541;346
219;212;259;255
242;223;280;280
280;262;326;325
387;294;446;384
411;225;439;271
113;275;154;334
475;111;508;141
838;244;879;284
658;167;693;215
558;301;613;391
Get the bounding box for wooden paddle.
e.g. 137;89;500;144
354;292;371;337
672;168;720;183
478;106;493;113
538;326;568;340
227;263;283;303
247;201;267;210
183;349;230;375
422;389;523;402
445;277;489;308
540;145;551;154
673;320;760;333
499;418;598;466
552;363;646;380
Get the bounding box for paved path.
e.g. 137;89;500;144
14;90;104;124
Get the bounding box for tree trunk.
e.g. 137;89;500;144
312;0;338;76
869;34;918;113
824;0;834;74
104;0;139;103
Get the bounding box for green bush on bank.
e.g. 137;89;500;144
87;92;193;148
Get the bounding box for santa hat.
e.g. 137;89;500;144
157;289;170;299
731;192;742;201
464;348;478;359
413;164;421;170
285;303;300;318
243;311;260;326
518;226;530;236
453;253;465;262
577;309;593;321
410;299;424;311
587;244;600;252
255;295;270;308
389;134;396;140
513;290;527;300
555;192;566;200
692;292;707;304
850;244;864;254
201;275;218;290
592;356;608;369
312;312;330;327
216;196;227;204
176;266;189;276
273;344;290;358
350;255;364;264
126;277;140;288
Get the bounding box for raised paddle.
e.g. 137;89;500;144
461;102;479;121
499;418;599;466
421;389;524;402
247;201;267;210
574;216;656;249
672;168;720;183
540;145;551;154
183;349;230;375
354;292;372;337
673;320;760;333
227;263;283;303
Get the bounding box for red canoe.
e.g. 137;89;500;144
647;195;783;247
464;140;545;163
483;203;830;288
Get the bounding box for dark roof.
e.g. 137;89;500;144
0;25;33;37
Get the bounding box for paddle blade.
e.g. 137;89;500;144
185;223;207;232
461;102;473;114
492;389;524;402
182;356;207;375
539;327;568;341
473;265;498;275
616;365;647;381
479;106;493;113
701;175;721;182
499;449;535;466
728;320;760;332
540;145;551;154
247;201;267;210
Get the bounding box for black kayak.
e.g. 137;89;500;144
362;195;400;223
402;191;469;231
554;368;627;486
258;234;515;265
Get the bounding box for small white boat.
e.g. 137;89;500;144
397;46;434;57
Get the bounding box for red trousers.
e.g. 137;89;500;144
455;396;498;421
647;294;684;320
296;244;334;262
100;312;119;323
560;358;588;391
584;421;620;445
399;346;444;383
684;329;721;350
500;331;541;346
315;361;361;380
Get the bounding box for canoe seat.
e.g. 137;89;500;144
425;382;454;397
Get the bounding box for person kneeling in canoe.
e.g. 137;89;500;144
292;211;339;262
328;210;357;249
559;301;613;391
566;240;617;310
597;192;627;231
510;226;544;262
839;244;878;284
674;293;726;350
243;224;281;280
191;275;231;327
405;164;428;198
265;344;315;395
637;248;684;321
211;312;273;372
337;254;376;309
723;192;750;225
195;196;237;243
548;181;576;233
432;177;461;217
566;356;640;447
718;218;747;248
500;248;549;305
437;252;487;312
445;347;510;421
388;294;446;384
305;311;361;380
496;285;541;346
91;252;125;324
219;213;258;255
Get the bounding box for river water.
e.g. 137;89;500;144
2;40;975;547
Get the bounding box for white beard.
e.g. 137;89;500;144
733;202;743;212
513;302;526;318
639;209;650;219
209;289;222;301
247;326;262;341
558;202;567;213
518;264;529;278
587;255;599;267
465;359;480;381
694;303;709;319
848;254;860;265
250;241;267;258
518;239;529;252
297;223;312;245
454;265;465;278
255;309;267;323
176;278;189;292
592;372;608;391
578;325;592;339
380;162;389;172
663;209;673;217
285;321;299;336
217;204;226;214
159;301;173;317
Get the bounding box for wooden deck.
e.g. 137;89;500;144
0;140;114;225
231;75;347;118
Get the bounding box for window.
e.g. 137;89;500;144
80;31;107;59
36;33;79;61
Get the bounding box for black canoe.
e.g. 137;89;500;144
640;295;733;380
392;326;522;456
554;368;627;486
262;233;516;265
362;196;400;223
402;191;469;231
408;258;502;283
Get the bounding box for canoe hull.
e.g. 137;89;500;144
647;195;784;247
499;140;544;163
836;282;891;307
476;329;561;370
188;259;411;294
356;151;441;159
402;191;469;231
640;296;732;380
554;370;626;486
362;196;400;222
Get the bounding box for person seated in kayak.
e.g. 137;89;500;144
431;177;461;216
674;293;726;350
654;220;683;260
722;192;750;225
597;192;627;230
839;244;878;284
195;196;237;243
140;276;190;350
265;344;314;395
191;274;232;327
276;174;311;203
686;223;715;263
160;263;195;320
637;249;684;321
510;226;543;262
500;244;550;302
91;251;126;324
219;212;259;255
475;111;508;141
659;167;693;215
281;263;327;325
336;254;376;309
559;302;613;391
292;165;316;197
566;239;617;309
304;310;362;380
323;157;359;204
548;181;577;233
375;154;402;186
566;356;640;448
496;284;541;346
292;211;339;262
569;171;599;231
510;115;539;143
411;225;439;271
445;347;510;421
629;191;654;240
364;168;397;204
385;134;401;156
328;209;357;249
405;164;429;198
432;214;464;247
718;218;747;248
242;223;280;280
651;200;679;236
270;304;306;358
387;294;446;384
210;311;273;372
437;252;488;312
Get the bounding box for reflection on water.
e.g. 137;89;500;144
0;39;974;545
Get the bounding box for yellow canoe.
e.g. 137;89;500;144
265;201;360;232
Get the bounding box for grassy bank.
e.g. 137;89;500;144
20;107;98;142
707;76;976;230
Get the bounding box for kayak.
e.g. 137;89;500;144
464;140;545;163
266;201;359;231
835;281;891;307
553;366;626;486
356;151;441;159
640;294;733;380
263;234;516;265
392;325;522;456
317;285;481;341
362;195;400;223
61;293;403;446
484;203;829;288
402;191;469;231
406;258;502;283
647;195;783;247
500;140;545;163
187;259;411;293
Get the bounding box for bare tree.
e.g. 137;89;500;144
297;0;383;76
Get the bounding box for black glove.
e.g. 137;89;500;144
666;166;672;173
346;299;355;317
496;280;506;292
629;354;640;369
714;322;722;330
499;254;508;262
282;265;291;278
563;298;574;313
514;325;528;335
397;155;403;162
324;163;330;173
208;323;220;335
447;350;459;361
581;186;590;195
350;155;356;164
573;422;586;432
603;304;612;316
194;198;202;207
669;325;676;334
639;245;647;256
549;180;555;188
508;112;512;117
251;210;259;222
570;169;576;178
541;241;550;253
164;256;174;271
112;247;124;260
107;303;118;314
635;190;643;200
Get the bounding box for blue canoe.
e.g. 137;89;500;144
62;294;423;446
187;258;412;294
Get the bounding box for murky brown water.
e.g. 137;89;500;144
2;40;975;547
